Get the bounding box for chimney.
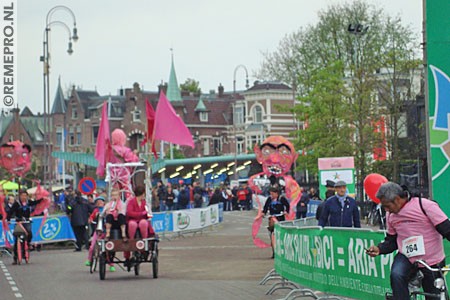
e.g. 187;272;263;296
158;82;168;95
218;83;224;97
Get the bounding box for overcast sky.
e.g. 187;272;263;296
15;0;423;114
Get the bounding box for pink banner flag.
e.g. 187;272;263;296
154;91;194;148
140;99;158;159
95;102;111;176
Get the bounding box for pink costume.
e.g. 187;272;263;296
249;136;302;248
126;197;155;239
109;129;139;199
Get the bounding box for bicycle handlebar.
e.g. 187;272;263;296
416;259;450;272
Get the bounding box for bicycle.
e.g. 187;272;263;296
385;259;450;300
265;212;285;258
12;219;32;265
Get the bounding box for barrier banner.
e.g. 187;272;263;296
172;204;220;232
274;225;394;299
0;215;76;247
151;212;173;233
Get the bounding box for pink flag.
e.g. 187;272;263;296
95;102;111;176
154;91;194;148
140;99;158;159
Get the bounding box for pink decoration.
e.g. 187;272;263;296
95;102;111;177
154;91;194;148
0;141;31;177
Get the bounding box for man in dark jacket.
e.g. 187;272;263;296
67;191;91;251
315;180;335;221
318;180;360;228
296;189;310;219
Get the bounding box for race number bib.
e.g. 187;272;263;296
402;236;425;258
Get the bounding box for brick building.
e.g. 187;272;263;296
0;58;298;183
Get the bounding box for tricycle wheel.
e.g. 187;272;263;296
134;263;140;276
152;256;158;278
99;253;106;280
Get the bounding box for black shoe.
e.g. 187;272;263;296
12;259;17;265
74;248;81;252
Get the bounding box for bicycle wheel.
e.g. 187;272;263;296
16;238;22;265
24;242;29;264
152;243;159;278
99;253;106;280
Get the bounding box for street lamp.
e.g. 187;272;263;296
232;65;250;181
41;6;78;194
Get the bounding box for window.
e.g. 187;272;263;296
71;104;78;119
203;139;210;155
76;126;82;145
397;112;407;138
56;130;62;147
20;134;24;142
200;112;208;122
235;106;244;125
237;137;244;154
133;109;141;122
9;134;13;142
253;106;262;123
92;126;99;144
213;137;222;154
69;127;75;146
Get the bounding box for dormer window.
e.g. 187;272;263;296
199;111;208;122
133;109;141;122
72;104;78;119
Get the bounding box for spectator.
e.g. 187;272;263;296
67;190;91;251
208;187;224;206
166;186;175;211
193;182;203;208
319;180;360;228
296;189;310;219
316;180;335;221
244;183;253;210
157;181;167;212
308;187;321;200
236;186;248;210
178;185;190;210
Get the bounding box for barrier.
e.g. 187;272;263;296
274;225;394;299
172;204;220;233
0;215;76;247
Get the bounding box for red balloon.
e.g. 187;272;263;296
364;173;388;204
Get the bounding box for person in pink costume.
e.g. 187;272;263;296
124;185;155;261
109;129;139;199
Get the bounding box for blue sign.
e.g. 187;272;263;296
151;212;173;233
0;215;76;247
307;200;322;218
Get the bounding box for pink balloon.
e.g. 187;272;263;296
364;173;388;204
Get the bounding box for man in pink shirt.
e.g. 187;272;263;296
366;182;450;299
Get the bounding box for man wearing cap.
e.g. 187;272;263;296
319;180;360;228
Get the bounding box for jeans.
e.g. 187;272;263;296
391;253;444;300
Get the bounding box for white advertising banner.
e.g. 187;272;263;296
172;204;220;233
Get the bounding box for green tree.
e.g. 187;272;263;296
180;78;201;94
257;0;420;198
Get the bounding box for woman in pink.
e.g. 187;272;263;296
126;185;155;240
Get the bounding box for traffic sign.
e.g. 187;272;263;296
78;177;96;195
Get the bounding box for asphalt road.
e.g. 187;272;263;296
0;211;285;300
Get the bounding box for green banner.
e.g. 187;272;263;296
426;1;450;216
274;225;393;299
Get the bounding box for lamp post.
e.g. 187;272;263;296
41;6;78;193
232;65;249;181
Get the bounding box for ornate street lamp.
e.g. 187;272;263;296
40;6;78;193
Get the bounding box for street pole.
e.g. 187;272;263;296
41;6;78;194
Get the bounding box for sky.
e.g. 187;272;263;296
14;0;423;114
